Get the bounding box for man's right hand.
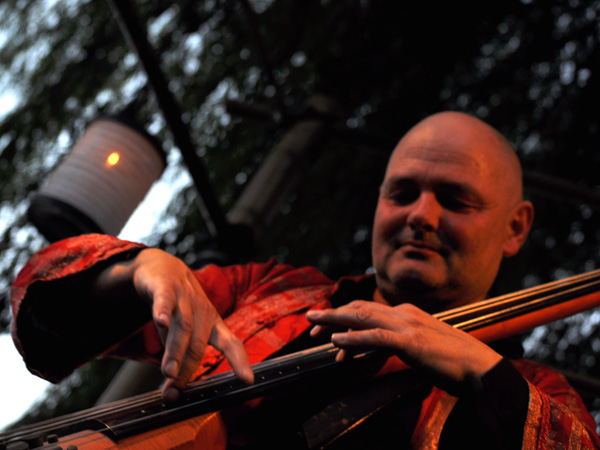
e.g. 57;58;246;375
93;248;254;401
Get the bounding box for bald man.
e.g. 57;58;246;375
11;112;600;449
308;112;534;390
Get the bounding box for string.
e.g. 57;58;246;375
438;268;600;324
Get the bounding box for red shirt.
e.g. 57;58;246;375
11;234;600;449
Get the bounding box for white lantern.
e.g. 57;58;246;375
28;116;166;242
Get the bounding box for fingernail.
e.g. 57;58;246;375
164;360;178;378
157;313;169;327
331;333;345;344
243;369;255;385
163;387;180;402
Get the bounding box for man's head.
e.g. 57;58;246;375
372;111;534;312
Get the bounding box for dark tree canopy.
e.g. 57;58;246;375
1;0;600;428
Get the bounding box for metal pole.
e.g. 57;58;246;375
107;0;229;239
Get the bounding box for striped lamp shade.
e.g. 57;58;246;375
28;116;166;242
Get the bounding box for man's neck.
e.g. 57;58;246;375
373;288;391;306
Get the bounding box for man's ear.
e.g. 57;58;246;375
503;200;534;257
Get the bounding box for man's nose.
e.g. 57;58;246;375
406;193;442;232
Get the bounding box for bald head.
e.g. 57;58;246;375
390;111;523;204
391;111;524;207
372;111;533;308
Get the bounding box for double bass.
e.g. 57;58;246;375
3;268;600;449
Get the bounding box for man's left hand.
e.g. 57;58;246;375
306;301;502;394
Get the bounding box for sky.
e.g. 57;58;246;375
0;72;45;433
0;335;50;430
0;163;188;431
0;92;18;120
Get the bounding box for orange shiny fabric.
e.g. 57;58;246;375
11;234;600;449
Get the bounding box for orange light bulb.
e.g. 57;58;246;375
106;152;120;166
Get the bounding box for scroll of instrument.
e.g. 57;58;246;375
3;268;600;449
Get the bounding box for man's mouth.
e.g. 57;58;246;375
401;239;441;251
394;237;448;258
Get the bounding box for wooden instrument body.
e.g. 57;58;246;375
43;412;227;450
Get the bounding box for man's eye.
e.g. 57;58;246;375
387;189;419;205
438;194;470;211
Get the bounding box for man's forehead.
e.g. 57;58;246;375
388;145;485;173
388;111;509;173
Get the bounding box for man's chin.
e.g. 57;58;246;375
375;271;442;306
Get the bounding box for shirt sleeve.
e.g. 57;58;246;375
438;358;600;450
439;358;529;449
10;233;323;384
11;234;148;382
516;359;600;450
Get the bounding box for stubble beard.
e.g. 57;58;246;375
374;250;463;313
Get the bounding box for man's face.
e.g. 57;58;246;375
372;114;522;311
